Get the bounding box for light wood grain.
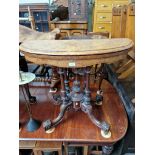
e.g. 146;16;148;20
19;38;133;68
19;80;128;143
20;38;133;55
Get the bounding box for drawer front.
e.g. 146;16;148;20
70;30;86;36
96;1;112;11
112;1;129;7
96;12;112;22
51;23;87;30
94;23;112;32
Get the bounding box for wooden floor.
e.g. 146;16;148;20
19;79;128;144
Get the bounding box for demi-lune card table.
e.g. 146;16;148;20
19;38;133;138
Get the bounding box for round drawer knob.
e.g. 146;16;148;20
98;26;105;29
100;16;106;19
101;4;107;7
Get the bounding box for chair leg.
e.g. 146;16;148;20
116;59;133;73
118;64;135;79
58;149;62;155
33;150;42;155
64;143;68;155
83;146;88;155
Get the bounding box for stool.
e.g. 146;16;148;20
19;140;36;155
19;71;41;132
34;141;62;155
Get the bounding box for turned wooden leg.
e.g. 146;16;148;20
83;145;88;155
81;66;111;138
98;63;108;90
49;66;60;92
33;150;42;155
63;142;68;155
58;149;62;155
51;68;72;127
43;68;72;132
94;64;98;82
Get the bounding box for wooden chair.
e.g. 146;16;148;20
117;3;135;79
19;140;36;155
33;141;62;155
111;3;135;79
111;5;127;38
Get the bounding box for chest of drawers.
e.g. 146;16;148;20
93;0;129;35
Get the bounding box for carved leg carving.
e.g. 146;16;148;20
64;69;70;96
81;66;111;138
52;102;72;127
52;68;72;127
102;145;114;155
43;101;72;133
95;63;108;106
44;68;73;132
49;66;60;93
24;84;36;104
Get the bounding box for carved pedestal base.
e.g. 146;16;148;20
45;66;111;138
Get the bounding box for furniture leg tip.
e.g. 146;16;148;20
101;130;111;138
45;127;55;134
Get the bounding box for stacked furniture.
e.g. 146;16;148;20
111;3;135;79
93;0;129;36
19;141;62;155
19;3;50;32
50;21;88;38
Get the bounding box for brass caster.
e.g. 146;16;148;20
45;127;55;134
49;88;57;93
101;130;111;138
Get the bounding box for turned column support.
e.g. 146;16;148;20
49;66;60;93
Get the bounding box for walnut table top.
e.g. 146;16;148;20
19;38;133;68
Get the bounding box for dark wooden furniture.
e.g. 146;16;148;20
19;79;128;154
50;21;88;38
106;64;135;154
68;0;88;21
19;3;50;32
19;38;133;154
